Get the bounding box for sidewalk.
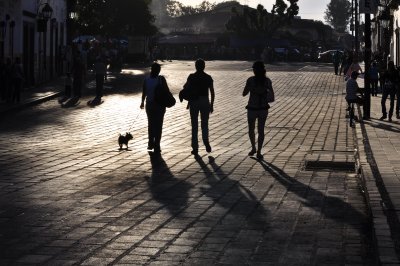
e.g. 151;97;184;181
0;78;64;117
355;93;400;264
0;62;151;118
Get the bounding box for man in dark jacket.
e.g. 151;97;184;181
184;59;215;156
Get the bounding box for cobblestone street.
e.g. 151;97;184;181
0;61;374;265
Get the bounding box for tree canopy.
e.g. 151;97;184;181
74;0;157;36
225;0;299;37
166;0;216;17
324;0;351;33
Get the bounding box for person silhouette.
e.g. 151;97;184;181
140;63;168;153
184;59;215;156
243;61;274;159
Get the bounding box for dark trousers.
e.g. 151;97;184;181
65;85;72;97
334;63;339;75
371;79;378;96
189;97;210;150
381;87;396;118
12;78;22;103
0;78;5;100
73;77;82;98
146;102;166;150
95;74;104;98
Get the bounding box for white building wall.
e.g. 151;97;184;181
1;0;67;85
391;10;400;66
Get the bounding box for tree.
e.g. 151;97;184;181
324;0;351;33
166;0;216;17
226;0;299;37
74;0;157;36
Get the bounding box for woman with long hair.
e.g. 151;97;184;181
243;61;274;159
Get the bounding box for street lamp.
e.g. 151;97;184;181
67;0;78;44
37;3;53;32
37;2;53;81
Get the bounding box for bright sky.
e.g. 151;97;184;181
181;0;330;22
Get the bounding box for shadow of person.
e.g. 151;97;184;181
147;152;191;215
256;159;369;233
364;119;400;133
195;156;270;231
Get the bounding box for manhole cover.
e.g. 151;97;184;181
303;150;355;172
304;161;355;172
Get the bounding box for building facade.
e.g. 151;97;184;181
390;9;400;66
0;0;67;87
370;1;400;67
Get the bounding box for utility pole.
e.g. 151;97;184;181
355;0;359;55
362;0;372;119
364;13;371;119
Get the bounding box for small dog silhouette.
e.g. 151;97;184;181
118;132;133;150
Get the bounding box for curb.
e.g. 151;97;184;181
0;91;62;117
354;108;400;265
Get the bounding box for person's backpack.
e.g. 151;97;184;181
154;76;176;108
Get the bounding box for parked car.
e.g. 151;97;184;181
73;35;96;43
318;50;344;63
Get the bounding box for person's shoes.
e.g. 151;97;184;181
256;153;263;160
389;117;393;122
248;148;256;156
191;149;198;156
205;142;212;153
397;114;400;119
58;96;69;103
379;115;387;121
147;143;154;150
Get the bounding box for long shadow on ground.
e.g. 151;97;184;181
147;152;191;215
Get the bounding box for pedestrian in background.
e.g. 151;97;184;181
345;56;362;80
4;58;13;103
378;58;386;95
92;56;107;104
380;61;398;121
11;57;24;103
72;52;84;100
58;73;72;103
0;59;5;101
140;63;167;153
339;51;347;75
345;71;364;126
243;61;274;160
369;61;379;96
183;58;215;156
343;52;353;77
333;50;341;75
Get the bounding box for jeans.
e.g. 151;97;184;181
381;86;396;118
146;101;166;150
247;109;268;151
189;96;210;150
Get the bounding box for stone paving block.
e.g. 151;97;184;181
0;62;378;265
